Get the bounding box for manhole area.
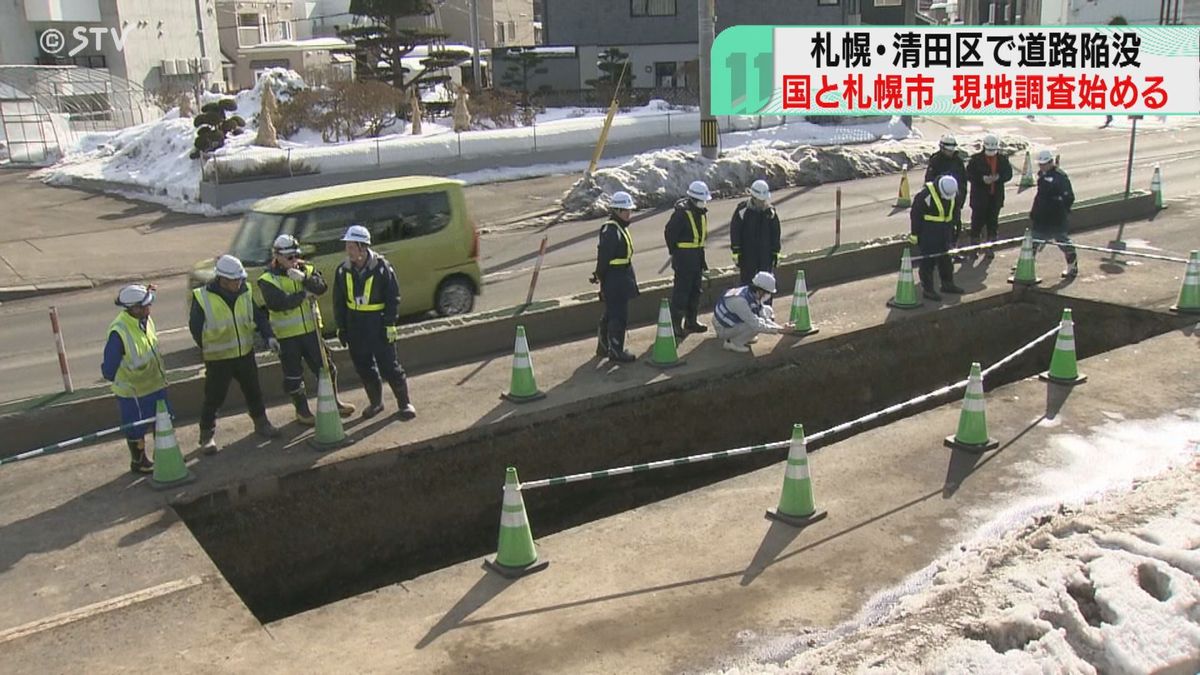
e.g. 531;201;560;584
175;293;1187;623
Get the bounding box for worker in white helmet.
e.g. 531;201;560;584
965;134;1013;259
333;224;416;420
189;254;281;453
910;175;967;301
730;179;782;291
101;283;167;474
664;179;713;339
711;271;790;353
924;134;968;255
590;190;639;362
1030;149;1078;278
256;233;355;425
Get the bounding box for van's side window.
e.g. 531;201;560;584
297;204;357;256
297;191;454;252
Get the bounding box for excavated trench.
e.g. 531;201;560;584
175;292;1189;623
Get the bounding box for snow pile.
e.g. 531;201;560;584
709;410;1200;674
563;127;1031;216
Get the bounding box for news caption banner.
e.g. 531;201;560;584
711;25;1200;116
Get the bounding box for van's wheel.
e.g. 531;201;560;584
435;277;474;316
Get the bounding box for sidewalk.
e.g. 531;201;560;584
0;212;1196;672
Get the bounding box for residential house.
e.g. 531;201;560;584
294;0;537;47
943;0;1198;24
216;0;356;89
0;0;222;92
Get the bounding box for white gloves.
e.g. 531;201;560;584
983;174;998;185
268;337;280;354
286;267;307;282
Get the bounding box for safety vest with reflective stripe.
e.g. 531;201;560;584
107;312;166;398
345;271;386;312
258;264;320;339
193;287;255;361
605;219;634;266
713;286;761;328
923;182;956;223
677;209;708;249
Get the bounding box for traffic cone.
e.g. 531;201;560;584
485;467;549;579
1019;150;1035;188
502;326;547;402
1008;229;1042;286
766;424;828;528
1169;250;1200;314
308;368;354;451
886;248;922;309
1039;308;1087;386
1151;164;1164;209
788;270;819;336
895;164;912;208
944;362;999;453
648;298;685;368
150;399;194;490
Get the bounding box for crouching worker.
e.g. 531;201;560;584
102;284;168;474
712;271;790;353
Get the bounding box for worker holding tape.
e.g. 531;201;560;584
256;234;355;426
333;224;416;421
101;284;167;474
711;271;790;353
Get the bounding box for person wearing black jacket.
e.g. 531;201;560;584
189;254;281;453
909;176;966;301
333;224;416;420
730;179;782;289
1029;149;1079;278
590;191;639;363
256;234;355;425
965;134;1013;259
924;134;968;253
664;180;713;339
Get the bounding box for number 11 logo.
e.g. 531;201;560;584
712;26;775;115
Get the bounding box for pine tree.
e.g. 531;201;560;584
342;0;472;96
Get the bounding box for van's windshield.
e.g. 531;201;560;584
229;212;301;266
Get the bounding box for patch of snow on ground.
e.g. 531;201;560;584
707;411;1200;674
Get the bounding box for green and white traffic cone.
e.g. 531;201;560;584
502;325;546;402
1040;309;1087;386
1151;164;1164;209
485;467;549;579
788;270;819;336
944;362;999;453
150;399;195;490
649;298;685;368
886;248;922;309
1170;250;1200;314
308;368;354;451
1008;229;1042;286
766;424;828;528
895;164;912;208
1019;150;1035;188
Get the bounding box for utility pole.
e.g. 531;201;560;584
699;0;718;159
470;0;482;90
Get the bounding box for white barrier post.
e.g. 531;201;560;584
49;306;74;393
525;236;549;306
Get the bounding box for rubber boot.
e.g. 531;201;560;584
671;309;687;340
127;438;153;474
596;322;609;358
390;378;416;421
291;392;315;427
361;378;385;419
329;370;356;417
198;428;219;455
684;308;708;334
253;416;281;438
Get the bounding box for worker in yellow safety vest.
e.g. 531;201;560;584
101;284;168;474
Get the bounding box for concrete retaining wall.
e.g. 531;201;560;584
0;191;1158;458
176;292;1188;621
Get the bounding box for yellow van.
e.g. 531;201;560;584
189;176;482;333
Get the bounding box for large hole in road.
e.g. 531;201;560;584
175;292;1189;623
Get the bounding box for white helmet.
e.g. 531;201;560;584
608;191;635;210
751;271;777;294
940;134;958;149
115;284;155;308
273;233;300;255
686;180;712;202
982;134;999;153
341;224;371;245
1036;148;1056;165
937;175;959;199
214;254;247;280
749;179;771;202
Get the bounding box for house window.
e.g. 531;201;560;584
817;0;839;5
631;0;676;17
496;21;505;43
508;21;515;40
238;13;258;27
655;61;677;88
873;0;900;5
